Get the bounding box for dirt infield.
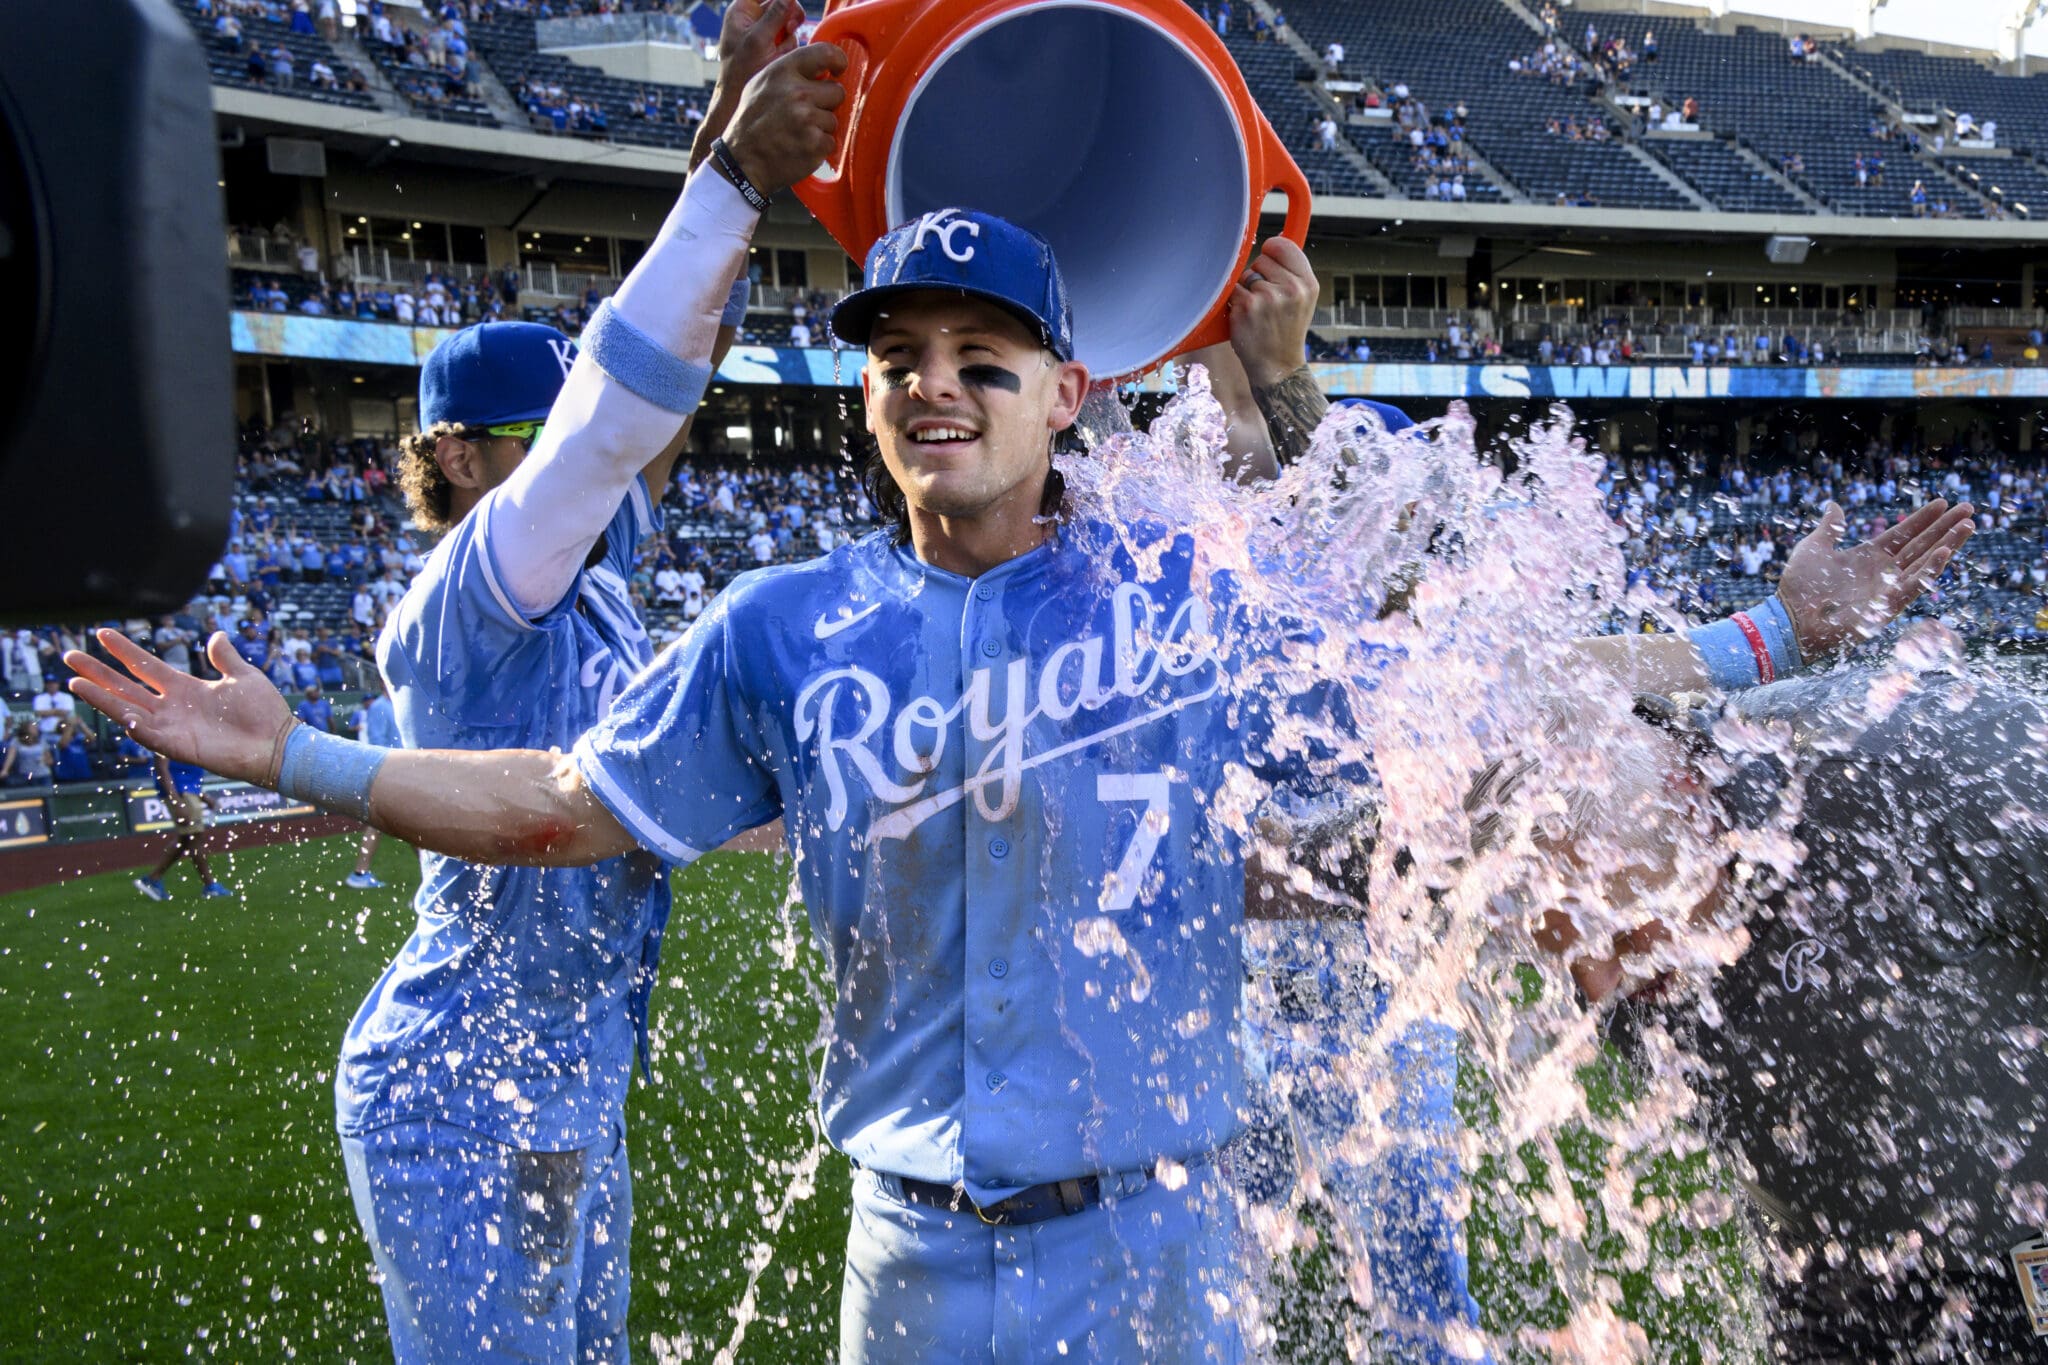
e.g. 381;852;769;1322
0;814;365;895
0;817;789;895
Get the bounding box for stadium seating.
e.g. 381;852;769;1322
468;13;712;151
1209;28;1384;198
1938;155;2048;219
1618;24;1981;217
355;23;502;128
1277;0;1690;209
1643;136;1809;214
1836;45;2048;164
172;0;378;111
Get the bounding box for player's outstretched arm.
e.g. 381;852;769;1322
68;632;636;867
1571;497;1973;695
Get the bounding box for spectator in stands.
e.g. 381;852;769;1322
1214;0;1229;35
0;721;52;790
1316;115;1338;151
1643;28;1657;61
244;39;269;84
31;676;74;740
295;681;335;734
51;718;95;784
1323;40;1345;76
269;44;295;87
1910;180;1928;217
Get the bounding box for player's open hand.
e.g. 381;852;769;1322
1227;236;1319;388
721;41;848;198
1775;498;1974;657
65;631;294;789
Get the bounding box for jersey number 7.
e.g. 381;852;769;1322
1096;772;1172;912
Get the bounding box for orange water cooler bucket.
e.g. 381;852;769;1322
794;0;1313;379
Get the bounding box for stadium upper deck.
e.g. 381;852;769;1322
184;0;2048;228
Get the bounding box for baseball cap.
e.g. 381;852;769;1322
419;321;580;431
831;209;1073;361
1333;398;1417;434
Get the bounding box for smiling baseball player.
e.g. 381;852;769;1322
73;183;1974;1365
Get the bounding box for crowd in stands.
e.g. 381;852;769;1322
234;264;529;329
1604;437;2048;641
9;411;2048;785
1315;312;2044;370
357;0;485;109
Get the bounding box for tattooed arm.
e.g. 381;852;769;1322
1249;364;1331;469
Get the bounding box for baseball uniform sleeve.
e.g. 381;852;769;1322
490;165;756;619
570;593;782;863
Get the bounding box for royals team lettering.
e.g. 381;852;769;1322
793;582;1221;843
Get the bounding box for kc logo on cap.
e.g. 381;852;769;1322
906;209;982;264
830;208;1073;361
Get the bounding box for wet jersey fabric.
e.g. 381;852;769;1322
1670;667;2048;1277
574;520;1355;1204
337;476;670;1151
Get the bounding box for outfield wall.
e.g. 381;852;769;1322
5;777;318;855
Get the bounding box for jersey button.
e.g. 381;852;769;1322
980;639;1001;658
988;958;1008;978
988;837;1009;859
986;1070;1006;1092
975;584;995;602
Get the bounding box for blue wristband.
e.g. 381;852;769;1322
1685;595;1803;690
580;299;713;416
276;723;388;822
720;277;750;327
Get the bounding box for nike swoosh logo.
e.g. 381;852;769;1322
814;603;880;640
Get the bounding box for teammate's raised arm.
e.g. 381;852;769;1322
69;631;636;868
1572;496;1972;695
486;32;848;618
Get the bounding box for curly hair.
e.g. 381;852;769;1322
395;421;467;533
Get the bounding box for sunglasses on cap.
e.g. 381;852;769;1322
459;419;546;444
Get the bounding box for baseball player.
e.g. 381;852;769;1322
343;674;397;890
133;751;231;901
74;196;1972;1363
94;13;824;1364
1605;640;2048;1359
316;18;826;1361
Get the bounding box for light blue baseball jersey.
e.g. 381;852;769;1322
573;519;1357;1202
338;476;669;1151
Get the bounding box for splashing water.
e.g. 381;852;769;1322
1064;371;1780;1361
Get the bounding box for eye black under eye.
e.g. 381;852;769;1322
960;365;1023;393
880;367;912;389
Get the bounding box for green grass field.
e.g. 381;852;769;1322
0;834;1760;1362
0;837;848;1363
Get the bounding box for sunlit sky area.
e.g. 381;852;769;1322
1649;0;2048;59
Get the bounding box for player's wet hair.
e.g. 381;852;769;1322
395;421;466;533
